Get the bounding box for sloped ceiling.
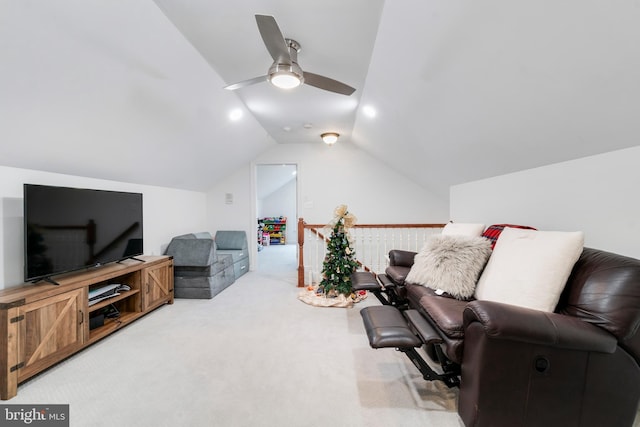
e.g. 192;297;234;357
352;1;640;197
1;1;639;196
0;1;273;191
256;164;296;200
152;0;384;146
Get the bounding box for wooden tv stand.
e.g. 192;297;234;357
0;255;173;400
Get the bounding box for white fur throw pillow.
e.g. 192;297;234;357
405;235;492;300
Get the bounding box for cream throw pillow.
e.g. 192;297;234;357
405;235;492;300
474;228;584;312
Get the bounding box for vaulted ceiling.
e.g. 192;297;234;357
2;1;639;198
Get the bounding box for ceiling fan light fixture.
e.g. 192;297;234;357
268;60;304;90
321;132;339;145
270;71;302;89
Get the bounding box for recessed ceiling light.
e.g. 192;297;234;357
363;105;377;118
229;108;243;121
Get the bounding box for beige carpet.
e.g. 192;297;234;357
8;245;638;426
9;245;462;426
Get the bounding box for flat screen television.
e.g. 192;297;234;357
24;184;143;283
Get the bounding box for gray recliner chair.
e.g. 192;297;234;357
165;232;235;298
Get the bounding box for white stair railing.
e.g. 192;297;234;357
297;218;446;287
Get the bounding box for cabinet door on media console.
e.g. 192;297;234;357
142;260;174;311
16;288;86;382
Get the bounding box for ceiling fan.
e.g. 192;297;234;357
224;14;356;96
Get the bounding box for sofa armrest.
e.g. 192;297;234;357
463;300;617;353
388;250;417;267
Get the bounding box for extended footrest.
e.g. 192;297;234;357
360;305;460;388
352;271;383;291
360;305;422;348
352;272;390;305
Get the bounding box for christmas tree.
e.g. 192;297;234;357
320;205;359;296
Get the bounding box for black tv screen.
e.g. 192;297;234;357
24;184;143;282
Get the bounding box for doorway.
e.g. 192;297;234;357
255;164;298;272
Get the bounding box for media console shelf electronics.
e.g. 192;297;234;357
0;255;174;400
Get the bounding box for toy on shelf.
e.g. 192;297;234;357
258;216;287;245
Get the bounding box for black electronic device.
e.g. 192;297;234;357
23;184;144;283
89;314;105;330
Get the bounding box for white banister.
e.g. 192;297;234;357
297;219;446;287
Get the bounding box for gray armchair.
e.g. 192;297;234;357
214;230;249;279
165;232;235;298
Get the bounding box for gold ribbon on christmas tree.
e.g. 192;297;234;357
319;205;359;297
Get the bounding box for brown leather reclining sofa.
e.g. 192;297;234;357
359;246;640;426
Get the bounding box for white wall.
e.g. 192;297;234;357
0;166;208;289
257;143;449;224
450;146;640;258
207;142;450;270
206;163;255;261
260;178;297;244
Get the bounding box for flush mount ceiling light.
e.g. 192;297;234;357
321;132;339;145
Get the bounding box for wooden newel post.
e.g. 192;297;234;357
297;217;305;287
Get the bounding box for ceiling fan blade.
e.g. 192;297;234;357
224;75;269;91
303;72;356;96
255;14;291;64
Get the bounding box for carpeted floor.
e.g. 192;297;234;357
8;245;463;426
8;245;639;426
